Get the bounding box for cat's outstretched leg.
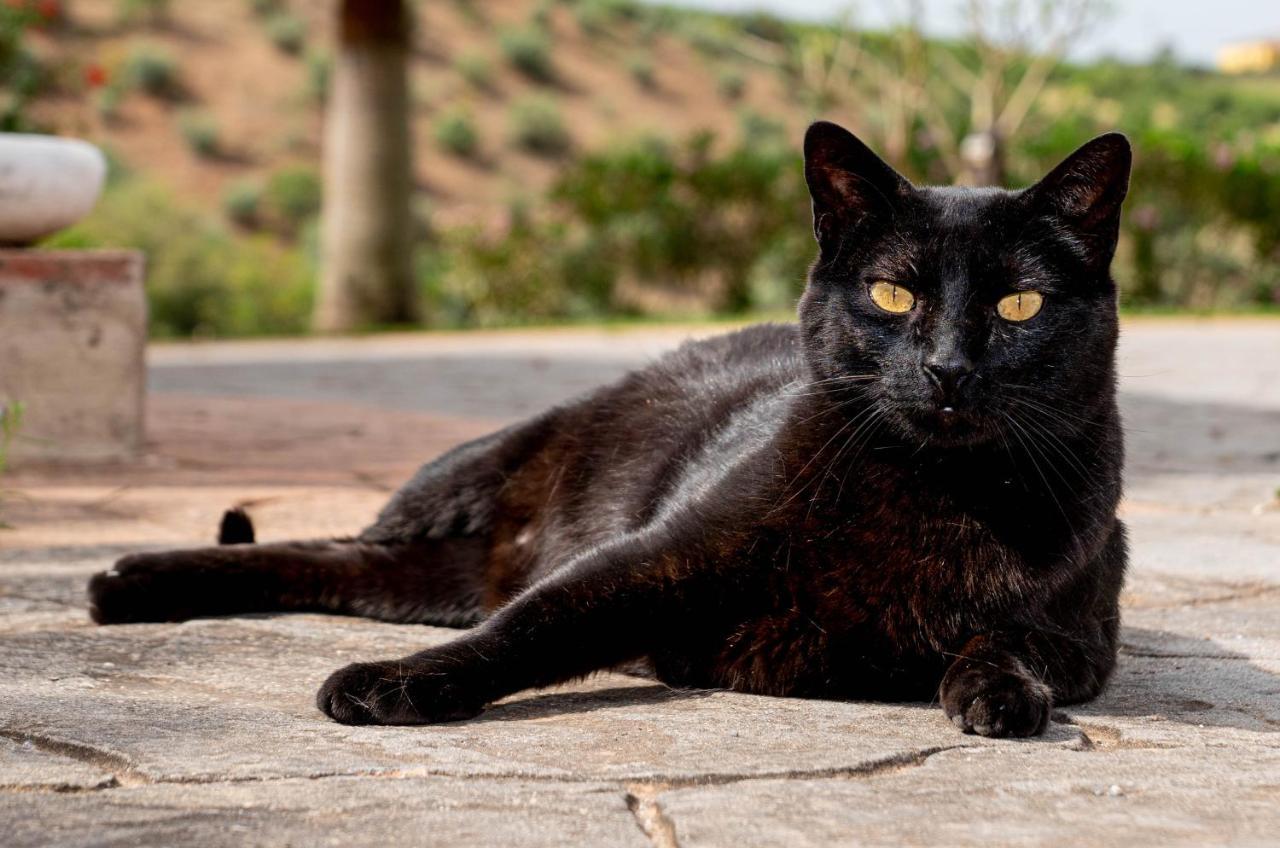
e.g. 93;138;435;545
88;531;489;627
315;529;735;724
89;413;562;627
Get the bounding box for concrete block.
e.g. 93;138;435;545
0;249;146;464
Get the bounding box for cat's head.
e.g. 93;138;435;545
798;121;1130;448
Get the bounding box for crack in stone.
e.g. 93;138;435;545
626;784;681;848
0;591;80;610
0;776;120;794
1127;583;1280;611
1120;648;1274;661
0;728;143;786
1116;650;1274;666
0;730;964;799
627;745;962;791
1070;721;1176;751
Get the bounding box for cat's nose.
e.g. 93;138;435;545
922;357;974;398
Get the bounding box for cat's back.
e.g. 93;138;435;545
581;321;804;458
501;323;805;571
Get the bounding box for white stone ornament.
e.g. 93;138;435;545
0;133;107;245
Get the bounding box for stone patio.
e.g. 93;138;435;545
1;321;1277;847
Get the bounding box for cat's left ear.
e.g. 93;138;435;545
1025;133;1132;267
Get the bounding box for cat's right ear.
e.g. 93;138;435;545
803;121;911;247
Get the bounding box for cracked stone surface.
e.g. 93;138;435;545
2;321;1279;846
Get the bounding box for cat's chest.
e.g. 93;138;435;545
779;462;1052;642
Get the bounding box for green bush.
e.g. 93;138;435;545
46;180;314;338
572;1;608;36
454;51;492;90
248;0;282;17
626;54;655;90
0;400;24;478
499;27;554;83
529;0;553;30
123;46;180;98
178;110;219;158
551;132;810;313
434;109;479;158
117;0;171;26
94;85;125;124
423;217;615;328
509;95;570;157
716;68;745;101
265;12;306;55
264;165;322;233
0;5;45;131
304;50;331;105
223;179;262;228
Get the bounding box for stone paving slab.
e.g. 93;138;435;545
2;320;1279;846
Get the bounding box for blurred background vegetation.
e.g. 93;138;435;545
4;0;1279;338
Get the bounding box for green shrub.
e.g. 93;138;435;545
529;0;553;30
123;46;180;98
424;218;614;328
304;50;331;104
572;1;608;36
265;12;306;55
454;51;492;90
626;53;655;90
248;0;282;17
0;5;45;131
0;401;24;478
434;109;479;158
178;110;219;157
509;95;570;157
264;165;322;232
716;68;745;101
223;179;262;228
94;84;124;123
499;27;554;83
117;0;171;26
46;180;314;338
551;132;810;313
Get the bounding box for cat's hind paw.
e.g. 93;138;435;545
940;657;1051;738
316;659;485;726
88;553;192;625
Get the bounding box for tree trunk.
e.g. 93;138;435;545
958;129;1006;187
314;0;416;332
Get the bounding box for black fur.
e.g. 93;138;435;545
90;122;1131;737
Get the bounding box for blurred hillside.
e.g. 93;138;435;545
5;0;1280;336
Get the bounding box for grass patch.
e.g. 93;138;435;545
454;50;493;90
500;27;554;83
123;45;180;98
434;109;479;158
509;95;570;157
177;110;219;158
265;12;306;55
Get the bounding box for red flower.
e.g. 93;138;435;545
36;0;61;20
85;63;108;88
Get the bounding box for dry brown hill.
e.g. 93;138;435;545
27;0;813;229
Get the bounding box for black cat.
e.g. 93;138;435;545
89;122;1130;738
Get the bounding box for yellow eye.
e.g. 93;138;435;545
996;291;1044;322
868;281;915;314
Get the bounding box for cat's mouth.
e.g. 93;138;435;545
896;401;993;446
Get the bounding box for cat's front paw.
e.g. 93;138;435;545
940;656;1051;738
316;658;485;726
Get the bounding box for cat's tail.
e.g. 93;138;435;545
218;508;256;545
